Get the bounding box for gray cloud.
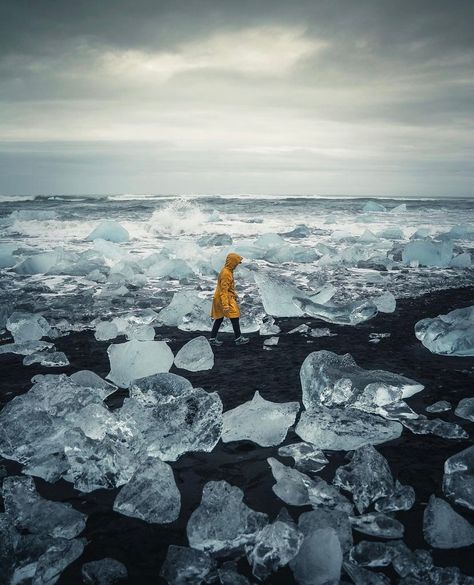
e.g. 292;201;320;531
0;0;473;196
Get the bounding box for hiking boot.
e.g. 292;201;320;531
209;338;223;346
235;336;249;345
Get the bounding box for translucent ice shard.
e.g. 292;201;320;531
246;508;303;580
160;546;216;585
278;442;329;474
350;512;404;539
6;311;51;343
23;351;69;367
218;562;252;585
333;445;394;513
363;201;386;212
113;457;181;524
300;350;423;410
259;316;281;335
349;541;393;567
296;407;403;450
254;271;306;317
455;398;474;422
402;239;453;267
415;306;474;356
373;291;396;313
32;538;85;585
186;481;268;554
289;527;342;585
81;558;128;585
374;480;416;513
426;400;452;413
402;416;468;439
423;495;474;548
95;321;119;341
222;391;299;447
86;220;130;243
443;446;474;511
293;296;378;325
157;290;210;329
344;561;390;585
174;336;214;372
107;340;174;388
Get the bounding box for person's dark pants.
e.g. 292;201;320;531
210;317;241;339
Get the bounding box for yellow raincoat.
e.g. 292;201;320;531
211;253;243;319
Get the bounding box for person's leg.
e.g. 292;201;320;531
230;317;241;339
210;318;223;344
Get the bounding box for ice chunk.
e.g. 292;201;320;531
391;203;407;212
377;227;404;239
268;458;353;513
443;446;474;511
455;398;474;422
125;324;155;341
350;512;404;539
363;201;386;212
160;546;216;585
186;481;268;554
289;527;342;585
69;370;117;399
374;480;415;512
308;327;336;338
95;321;119;341
309;283;337;305
443;223;474;240
14;251;61;275
423;495;474;548
2;476;86;539
174;336;214;372
259;316;281;335
296;406;403;450
23;351;69;367
263;336;279;346
410;227;432;240
426;400;452;413
300;350;423;411
402;416;468;439
344;561;390;585
218;562;252;585
450;252;472;268
254;272;305;317
415;306;474;356
278;442;329;474
158;290;210;329
113;457;181;524
246;508;303;580
293;296;378;325
0;243;17;268
32;538;85;585
86;220;129;243
282;224;311;238
288;323;310;335
373;291;396;313
6;312;50;343
255;232;286;249
82;558;128;585
333;445;394;513
107;340;174;388
197;233;233;247
349;541;393;567
359;229;380;243
402;240;453;267
222;391;299;447
299;508;353;553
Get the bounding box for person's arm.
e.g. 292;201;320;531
219;272;232;313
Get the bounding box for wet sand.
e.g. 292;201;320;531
1;285;474;584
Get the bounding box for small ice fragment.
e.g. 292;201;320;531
6;312;50;343
86;220;129;243
160;545;216;585
373;292;396;313
95;321;119;341
344;561;390;585
308;327;336;338
222;391;299;446
174;336;214;371
443;445;474;511
402;416;468;439
288;323;310;334
81;558;128;585
263;336;279;346
455;398;474;422
278;442;329;474
415;306;474;356
113;457;180;524
33;538;85;585
350;512;404;539
362;201;386;212
23;351;69;367
259;316;281;335
423;495;474;548
293;296;378;326
391;203;407;212
290;527;342;585
349;541;393;567
107;340;174;388
426;400;452;413
374;480;416;512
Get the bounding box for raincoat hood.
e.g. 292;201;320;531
224;252;243;270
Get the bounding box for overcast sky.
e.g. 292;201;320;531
0;0;473;197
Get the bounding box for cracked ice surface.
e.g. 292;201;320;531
415;306;474;356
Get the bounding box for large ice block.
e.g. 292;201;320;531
423;495;474;548
415;306;474;356
443;446;474;511
174;336;214;371
107;340;174;387
86;220;130;243
402;240;453;267
293;297;378;325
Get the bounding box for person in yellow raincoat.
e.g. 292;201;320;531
209;252;249;345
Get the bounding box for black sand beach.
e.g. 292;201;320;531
1;286;474;584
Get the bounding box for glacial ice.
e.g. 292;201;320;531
0;340;53;356
263;336;279;346
293;296;378;325
113;457;181;524
23;351;69;367
82;558;128;585
95;321;119;341
6;311;51;343
344;561;390;585
377;226;404;239
402;416;468;439
107;340;174;387
289;527;342;585
297;507;353;553
296;406;403;450
300;350;423;410
186;480;268;554
402;240;453;267
174;336;214;371
0;243;18;268
363;201;386;212
259;315;281;335
246;508;303;580
443;446;474;511
160;546;216;585
374;480;416;513
158;290;211;329
254;271;305;317
14;251;61;274
415;306;474;356
426;400;452;413
443;223;474;240
218;562;253;585
373;291;396;313
222;391;299;446
86;220;130;243
32;538;85;585
455;398;474;422
450;252;472;268
349;541;393;567
423;495;474;548
277;442;329;474
359;229;380;243
391;203;407;213
197;233;233;246
333;445;394;513
350;512;404;539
